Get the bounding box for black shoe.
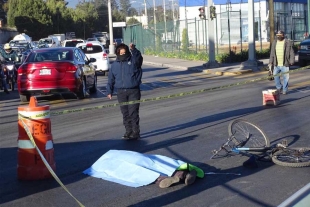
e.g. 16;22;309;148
122;131;132;139
185;170;197;185
128;131;140;139
4;89;9;94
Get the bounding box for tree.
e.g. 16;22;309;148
119;0;131;15
128;7;138;17
7;0;52;39
126;17;140;26
181;28;189;52
74;2;98;39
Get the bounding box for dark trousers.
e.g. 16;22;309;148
117;88;141;132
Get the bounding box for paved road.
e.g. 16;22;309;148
1;64;310;207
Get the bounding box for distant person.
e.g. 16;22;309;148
106;43;143;140
269;30;295;95
0;53;9;94
3;43;19;62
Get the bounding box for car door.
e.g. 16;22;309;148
77;49;94;88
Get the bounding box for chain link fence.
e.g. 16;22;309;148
123;10;308;55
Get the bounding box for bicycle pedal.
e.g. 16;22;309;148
281;139;288;147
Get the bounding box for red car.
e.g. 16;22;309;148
17;47;97;102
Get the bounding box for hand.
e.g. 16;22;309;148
107;94;112;99
129;43;135;50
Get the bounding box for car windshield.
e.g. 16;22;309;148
78;45;103;54
26;50;72;62
65;41;84;47
39;39;52;44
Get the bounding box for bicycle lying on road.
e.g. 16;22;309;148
211;119;310;167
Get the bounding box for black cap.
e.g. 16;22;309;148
276;30;285;36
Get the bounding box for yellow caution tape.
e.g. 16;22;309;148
19;117;85;207
49;65;310;116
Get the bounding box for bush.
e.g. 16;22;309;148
144;47;271;64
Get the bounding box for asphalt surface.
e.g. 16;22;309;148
1;60;310;207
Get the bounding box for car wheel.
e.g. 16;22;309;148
78;78;87;99
20;94;30;102
89;75;97;93
298;59;307;67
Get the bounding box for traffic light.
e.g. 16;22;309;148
210;6;216;20
198;7;206;20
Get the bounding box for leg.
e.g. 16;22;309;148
281;66;289;93
0;69;9;94
273;66;282;91
117;89;132;136
127;89;141;138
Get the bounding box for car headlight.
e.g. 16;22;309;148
300;45;308;50
6;65;14;70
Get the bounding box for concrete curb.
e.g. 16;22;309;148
143;61;189;70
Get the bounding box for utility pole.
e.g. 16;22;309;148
108;0;115;54
163;0;167;43
143;0;148;28
153;0;157;45
269;0;275;46
308;0;310;33
240;0;262;71
203;0;219;68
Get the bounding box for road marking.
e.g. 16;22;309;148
49;99;68;107
0;103;3;111
290;80;310;93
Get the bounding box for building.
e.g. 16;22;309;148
178;0;308;45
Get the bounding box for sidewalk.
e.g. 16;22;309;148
142;54;270;76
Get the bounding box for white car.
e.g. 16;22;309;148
63;39;85;47
77;42;110;75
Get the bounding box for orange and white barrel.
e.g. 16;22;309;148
17;96;56;180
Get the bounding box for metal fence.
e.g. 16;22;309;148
123;10;308;54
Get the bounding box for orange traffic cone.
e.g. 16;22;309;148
17;96;56;180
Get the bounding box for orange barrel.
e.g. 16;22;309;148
17;96;56;180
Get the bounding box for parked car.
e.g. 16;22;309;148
298;38;310;66
86;37;99;42
17;47;97;102
62;39;85;47
92;32;110;48
38;37;61;47
76;42;110;76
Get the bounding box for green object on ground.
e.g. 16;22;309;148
177;163;204;178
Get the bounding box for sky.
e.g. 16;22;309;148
66;0;79;8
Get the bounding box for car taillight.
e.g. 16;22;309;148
103;53;107;60
18;65;29;76
66;64;78;73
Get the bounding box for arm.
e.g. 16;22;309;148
131;49;143;69
106;65;115;99
288;40;295;65
269;40;276;65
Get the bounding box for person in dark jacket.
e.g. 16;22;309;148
106;43;143;140
269;30;295;95
0;52;9;94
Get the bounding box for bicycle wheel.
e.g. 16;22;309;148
228;119;270;148
272;147;310;167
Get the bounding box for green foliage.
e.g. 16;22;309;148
126;17;140;26
181;28;188;52
8;0;52;39
119;0;131;15
145;47;271;64
155;35;162;51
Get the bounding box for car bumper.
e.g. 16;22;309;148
93;60;110;72
298;51;310;61
18;78;78;95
